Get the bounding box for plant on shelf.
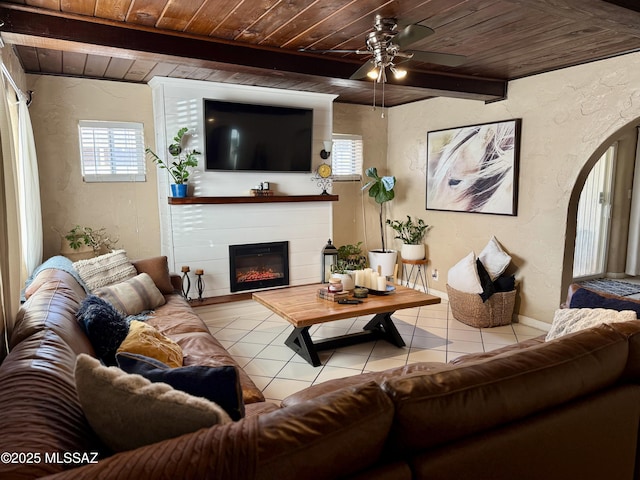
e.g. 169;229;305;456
387;216;430;245
387;215;431;261
146;127;200;197
361;167;398;276
63;225;118;256
334;242;367;272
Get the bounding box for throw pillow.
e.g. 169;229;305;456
447;251;482;294
73;250;137;291
478;236;511;281
569;287;640;318
494;274;516;292
546;308;637;341
94;273;166;316
77;295;129;366
132;256;174;294
117;320;183;368
75;354;231;452
116;352;245;420
476;259;497;302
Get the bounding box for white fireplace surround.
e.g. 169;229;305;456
149;78;337;297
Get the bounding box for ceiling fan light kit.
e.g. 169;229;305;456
300;14;466;111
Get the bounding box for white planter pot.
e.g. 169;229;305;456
368;250;398;277
332;273;355;291
401;244;426;261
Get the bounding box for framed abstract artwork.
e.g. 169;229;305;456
426;119;521;216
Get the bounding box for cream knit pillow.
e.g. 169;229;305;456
73;250;137;291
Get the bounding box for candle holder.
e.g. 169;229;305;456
195;269;205;302
181;266;191;300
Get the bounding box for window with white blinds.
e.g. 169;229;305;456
331;133;363;181
78;121;146;182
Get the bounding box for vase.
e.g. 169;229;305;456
368;250;398;277
332;272;355;291
171;184;188;197
401;244;426;261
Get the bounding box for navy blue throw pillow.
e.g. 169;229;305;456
570;288;640;318
494;274;516;292
116;352;245;420
77;295;129;366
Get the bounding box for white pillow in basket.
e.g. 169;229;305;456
447;251;482;294
478;236;511;281
73;249;137;291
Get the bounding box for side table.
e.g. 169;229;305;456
401;258;429;293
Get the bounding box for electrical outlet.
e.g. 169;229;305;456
431;268;439;281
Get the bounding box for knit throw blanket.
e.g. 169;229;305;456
546;307;637;341
22;255;90;301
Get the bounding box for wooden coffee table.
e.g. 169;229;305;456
252;283;441;366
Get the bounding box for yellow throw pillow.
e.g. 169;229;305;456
117;320;183;368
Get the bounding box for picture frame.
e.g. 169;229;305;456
426;118;521;216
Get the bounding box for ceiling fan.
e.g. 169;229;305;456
300;15;466;84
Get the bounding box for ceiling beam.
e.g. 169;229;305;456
0;3;507;101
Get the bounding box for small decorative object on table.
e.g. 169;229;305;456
321;240;339;283
181;266;191;300
353;287;369;298
195;269;205;301
317;288;349;302
328;277;343;293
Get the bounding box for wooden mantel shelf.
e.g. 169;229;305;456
168;194;339;205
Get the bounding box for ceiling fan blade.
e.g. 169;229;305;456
350;59;375;80
406;50;467;67
298;48;369;54
394;24;435;49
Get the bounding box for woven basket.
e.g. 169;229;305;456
446;284;516;328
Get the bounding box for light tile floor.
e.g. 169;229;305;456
195;296;545;403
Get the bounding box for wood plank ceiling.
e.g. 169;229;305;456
0;0;639;106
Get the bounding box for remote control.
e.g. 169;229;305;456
338;299;362;304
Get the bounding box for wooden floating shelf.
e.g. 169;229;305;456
168;195;339;205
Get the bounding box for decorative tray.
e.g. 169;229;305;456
356;285;396;296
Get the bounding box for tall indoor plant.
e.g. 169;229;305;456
146;127;200;197
362;167;397;276
387;215;431;261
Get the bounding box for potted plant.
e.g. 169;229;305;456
330;242;367;290
59;225;118;261
361;167;397;276
387;215;431;260
146;127;200;198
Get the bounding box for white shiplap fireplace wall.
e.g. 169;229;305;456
149;77;337;298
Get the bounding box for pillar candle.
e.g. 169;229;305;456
377;275;386;291
370;271;379;290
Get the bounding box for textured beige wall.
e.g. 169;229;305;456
27;75;159;261
386;52;640;325
332;104;388;252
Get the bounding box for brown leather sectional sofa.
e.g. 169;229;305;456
2;266;640;479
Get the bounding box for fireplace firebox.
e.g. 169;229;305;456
229;241;289;292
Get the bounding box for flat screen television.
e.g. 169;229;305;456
203;99;313;172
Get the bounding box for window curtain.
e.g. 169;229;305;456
16;92;42;274
626;128;640;275
0;59;40;359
